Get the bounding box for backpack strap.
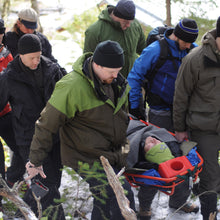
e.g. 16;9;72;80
146;38;178;87
143;38;180;107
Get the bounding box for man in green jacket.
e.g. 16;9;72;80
25;40;135;220
84;0;146;78
173;17;220;220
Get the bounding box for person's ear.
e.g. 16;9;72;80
17;19;22;27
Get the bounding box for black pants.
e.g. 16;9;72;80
0;142;5;180
138;180;191;212
7;137;62;188
0;112;17;204
17;137;64;219
0;142;4;205
0;112;17;153
0;112;17;182
148;108;174;132
81;166;135;220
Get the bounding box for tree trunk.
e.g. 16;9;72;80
31;0;43;32
100;156;137;220
1;0;10;21
166;0;171;26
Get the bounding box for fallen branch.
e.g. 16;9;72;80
0;176;38;220
100;156;137;220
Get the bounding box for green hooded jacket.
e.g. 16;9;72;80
84;5;146;78
29;53;131;169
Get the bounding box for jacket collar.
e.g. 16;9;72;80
6;55;56;85
81;55;128;103
98;6;123;30
202;29;220;65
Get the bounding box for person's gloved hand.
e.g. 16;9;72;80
25;161;46;181
129;108;146;121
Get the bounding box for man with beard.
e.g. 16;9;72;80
25;40;135;220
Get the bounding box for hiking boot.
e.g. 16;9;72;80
138;209;151;220
170;202;199;213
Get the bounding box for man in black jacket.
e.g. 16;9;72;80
0;34;65;219
3;8;67;74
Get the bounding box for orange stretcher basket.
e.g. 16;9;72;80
124;152;203;196
124;119;204;196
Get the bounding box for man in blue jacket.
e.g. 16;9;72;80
127;18;199;219
127;18;198;132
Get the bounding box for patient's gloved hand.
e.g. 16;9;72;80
130;108;146;121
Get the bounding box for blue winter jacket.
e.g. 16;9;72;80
127;28;197;110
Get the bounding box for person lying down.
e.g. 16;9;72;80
144;137;174;164
126;119;197;169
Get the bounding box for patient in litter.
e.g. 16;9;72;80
125;119;201;219
143;137;174;164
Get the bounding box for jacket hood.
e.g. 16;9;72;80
72;52;92;77
98;6;124;30
202;29;220;63
202;29;217;49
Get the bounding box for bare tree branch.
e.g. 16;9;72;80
0;176;38;220
100;156;137;220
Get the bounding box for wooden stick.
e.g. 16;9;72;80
100;156;137;220
0;176;38;220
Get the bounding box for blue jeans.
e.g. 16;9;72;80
82;166;135;220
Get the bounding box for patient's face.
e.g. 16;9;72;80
144;137;161;152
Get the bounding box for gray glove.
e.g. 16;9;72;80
180;141;197;156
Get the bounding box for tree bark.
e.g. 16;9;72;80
100;156;137;220
30;0;43;32
0;177;38;220
166;0;171;26
1;0;10;21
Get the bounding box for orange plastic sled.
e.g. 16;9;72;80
124;119;204;196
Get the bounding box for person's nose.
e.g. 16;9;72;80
126;21;131;28
113;72;118;78
185;42;191;49
26;28;35;34
33;58;40;65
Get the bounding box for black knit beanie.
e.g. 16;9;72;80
0;19;6;34
93;40;124;68
113;0;135;20
18;34;42;55
216;16;220;37
174;18;198;43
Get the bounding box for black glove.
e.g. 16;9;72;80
217;16;220;37
129;108;146;121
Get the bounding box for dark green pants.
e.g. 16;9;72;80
189;131;220;193
189;130;220;219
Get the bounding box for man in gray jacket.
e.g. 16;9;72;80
173;17;220;220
